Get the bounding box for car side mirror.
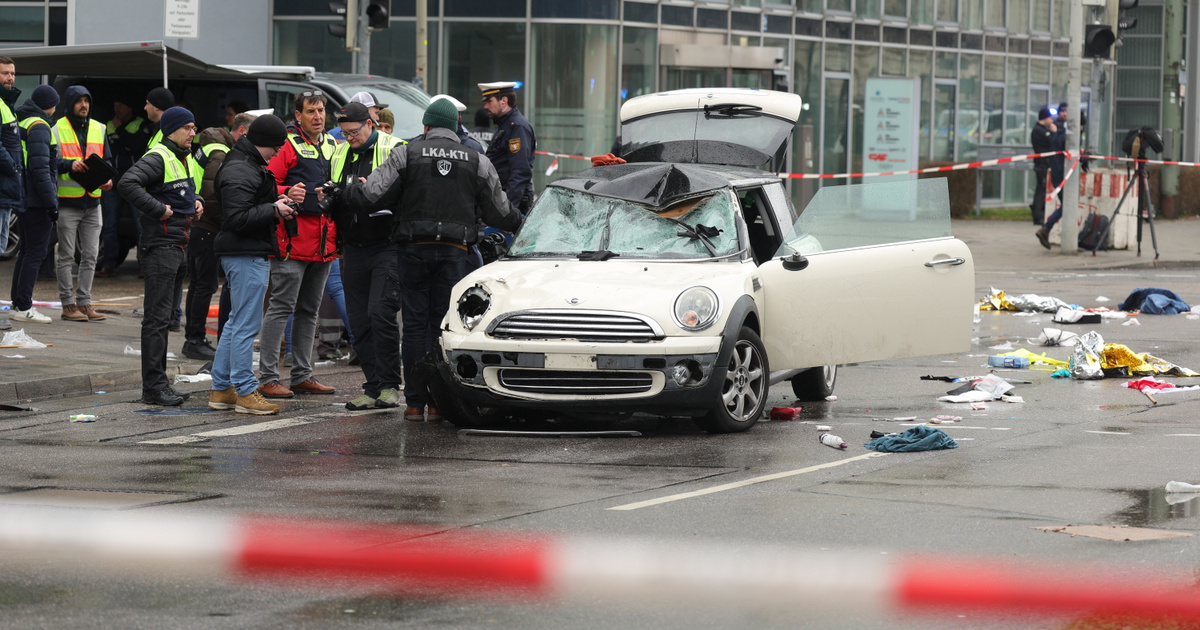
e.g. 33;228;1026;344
780;252;809;271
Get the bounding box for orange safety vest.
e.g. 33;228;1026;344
53;117;106;199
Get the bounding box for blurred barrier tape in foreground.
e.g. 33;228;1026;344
1;507;1199;620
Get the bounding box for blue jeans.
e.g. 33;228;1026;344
396;243;467;407
212;255;269;396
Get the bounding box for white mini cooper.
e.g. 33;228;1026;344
426;88;975;433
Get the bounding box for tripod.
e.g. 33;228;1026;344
1091;159;1158;259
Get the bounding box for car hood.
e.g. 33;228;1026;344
450;259;752;334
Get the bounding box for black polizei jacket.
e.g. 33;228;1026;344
213;135;281;259
342;126;520;246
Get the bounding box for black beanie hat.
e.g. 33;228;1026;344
146;87;175;111
247;114;288;148
31;85;59;110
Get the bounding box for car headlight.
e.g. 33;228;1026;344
673;286;720;331
457;285;491;331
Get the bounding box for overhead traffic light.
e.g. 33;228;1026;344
329;0;359;51
366;0;390;30
1083;24;1116;58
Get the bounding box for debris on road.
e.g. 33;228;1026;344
1029;327;1079;347
1165;481;1200;493
992;348;1068;367
1035;524;1193;542
864;425;957;452
979;287;1069;313
69;414;96;423
1052;307;1102;325
1122;377;1200;395
1118;288;1191;314
1;330;47;349
819;433;848;449
769;406;802;420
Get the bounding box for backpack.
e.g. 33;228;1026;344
1078;213;1109;251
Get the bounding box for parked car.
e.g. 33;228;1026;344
426;88;975;433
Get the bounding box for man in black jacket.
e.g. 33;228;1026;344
342;98;521;421
118;107;204;406
206;115;296;415
1029;105;1056;229
10;85;59;326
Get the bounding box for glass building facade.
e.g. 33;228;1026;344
0;0;1180;209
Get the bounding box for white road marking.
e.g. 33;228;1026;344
1085;430;1131;435
139;410;383;445
1165;434;1200;437
607;452;887;511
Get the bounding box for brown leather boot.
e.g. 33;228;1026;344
79;304;106;321
61;304;88;322
1035;227;1051;250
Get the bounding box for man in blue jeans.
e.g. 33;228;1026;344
207;115;295;415
341;98;521;421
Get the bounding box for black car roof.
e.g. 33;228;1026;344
547;162;776;210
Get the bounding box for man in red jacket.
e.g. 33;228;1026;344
259;90;339;398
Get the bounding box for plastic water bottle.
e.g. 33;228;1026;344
988;355;1029;369
819;433;848;449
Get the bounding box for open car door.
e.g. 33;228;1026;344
758;178;975;369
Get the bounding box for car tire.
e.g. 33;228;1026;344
0;212;19;261
697;326;769;434
790;365;837;401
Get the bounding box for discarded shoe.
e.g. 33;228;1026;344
291;378;334;395
258;380;294;399
345;394;377;411
375;388;400;409
209;387;237;410
236;390;280;415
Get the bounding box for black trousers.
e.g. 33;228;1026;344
184;227;219;343
343;242;403;397
141;246;187;393
1031;164;1049;225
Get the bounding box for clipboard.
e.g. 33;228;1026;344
70;154;119;192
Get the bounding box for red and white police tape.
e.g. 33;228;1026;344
2;507;1198;620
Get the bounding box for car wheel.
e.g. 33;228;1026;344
790;365;837;401
0;212;19;261
698;326;769;433
417;351;505;429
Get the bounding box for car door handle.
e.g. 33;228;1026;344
924;257;966;268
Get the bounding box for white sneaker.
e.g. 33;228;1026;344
11;307;51;324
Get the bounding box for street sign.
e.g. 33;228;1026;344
165;0;199;40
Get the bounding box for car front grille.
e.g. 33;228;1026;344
487;310;664;342
498;369;654;395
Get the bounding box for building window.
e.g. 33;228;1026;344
984;0;1005;29
882;47;906;75
936;0;958;23
530;23;618;183
698;8;729;29
624;2;658;23
662;5;694;26
884;0;907;18
274;20;354;74
1031;0;1050;33
532;0;618;18
445;0;525;18
622;26;657;101
368;23;441;92
443;22;526;119
731;11;760;31
0;7;44;42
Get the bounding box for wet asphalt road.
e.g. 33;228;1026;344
3;264;1200;629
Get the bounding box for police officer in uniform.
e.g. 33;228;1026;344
478;81;536;212
1029;105;1056;231
341;98;522;422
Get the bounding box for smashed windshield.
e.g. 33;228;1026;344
508;188;742;260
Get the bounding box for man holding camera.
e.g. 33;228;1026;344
341;98;522;421
207;115;295;415
260;90;339;399
116;107;203;406
323;103;405;410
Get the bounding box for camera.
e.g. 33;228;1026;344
282;200;300;238
318;180;345;214
1121;126;1164;160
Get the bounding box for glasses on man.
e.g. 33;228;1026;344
343;122;368;138
299;90;324;98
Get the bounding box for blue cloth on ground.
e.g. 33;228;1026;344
864;425;958;452
1118;288;1191;314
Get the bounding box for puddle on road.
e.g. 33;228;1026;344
1111;487;1200;526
